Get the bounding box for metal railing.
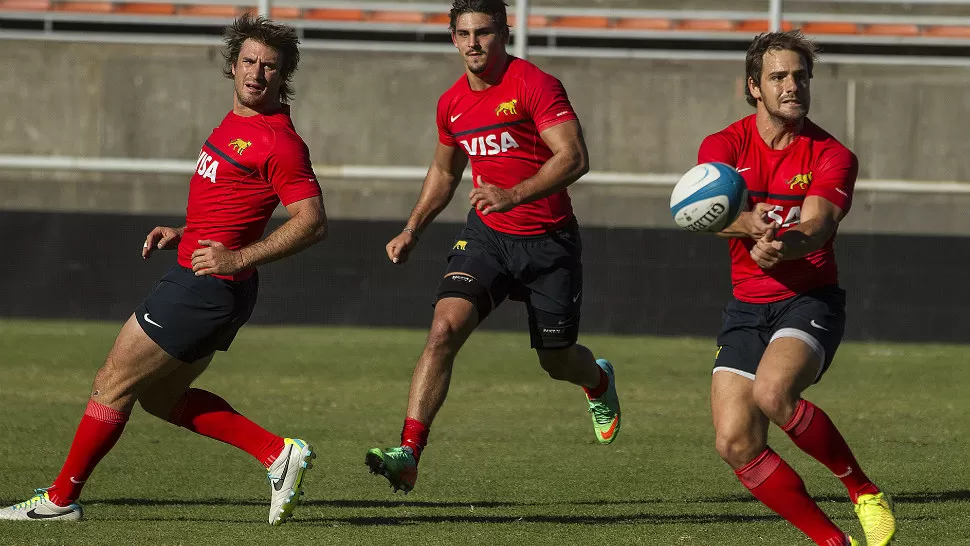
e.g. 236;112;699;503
2;155;969;193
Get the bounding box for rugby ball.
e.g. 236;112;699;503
670;162;748;233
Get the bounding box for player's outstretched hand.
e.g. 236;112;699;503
191;240;245;276
386;230;418;265
742;203;778;239
750;224;785;270
469;175;518;215
142;226;182;259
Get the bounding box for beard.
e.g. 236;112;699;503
466;56;487;74
235;78;278;110
767;100;809;123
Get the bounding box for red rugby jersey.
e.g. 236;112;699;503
436;57;579;235
698;115;857;303
177;108;322;280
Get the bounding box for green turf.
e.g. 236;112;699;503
0;319;967;544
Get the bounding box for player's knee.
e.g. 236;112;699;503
92;355;125;393
425;316;469;355
137;393;171;419
752;383;798;425
435;273;493;323
714;429;764;468
536;347;572;380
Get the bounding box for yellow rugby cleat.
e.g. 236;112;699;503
854;492;897;546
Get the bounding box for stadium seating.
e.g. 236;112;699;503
1;1;969;43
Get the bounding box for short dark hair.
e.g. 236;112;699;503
222;13;301;103
744;30;818;107
449;0;508;32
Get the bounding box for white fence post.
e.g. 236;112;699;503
258;0;270;18
514;0;529;60
769;0;783;32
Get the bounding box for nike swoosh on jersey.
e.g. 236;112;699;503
450;113;463;122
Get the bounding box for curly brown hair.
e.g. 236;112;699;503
448;0;508;31
744;30;818;107
222;13;301;103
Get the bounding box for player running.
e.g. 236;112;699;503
365;0;620;494
699;31;896;546
0;15;325;525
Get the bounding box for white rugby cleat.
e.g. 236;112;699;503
0;489;83;522
266;438;315;525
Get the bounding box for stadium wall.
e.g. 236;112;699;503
5;41;970;181
2;210;964;343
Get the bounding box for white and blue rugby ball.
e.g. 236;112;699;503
670;162;748;233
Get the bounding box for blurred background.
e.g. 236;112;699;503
2;0;969;342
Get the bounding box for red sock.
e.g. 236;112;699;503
583;367;609;399
169;389;284;468
783;399;880;503
401;417;429;462
736;448;845;545
47;400;130;506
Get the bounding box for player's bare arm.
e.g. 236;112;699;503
192;195;327;276
387;142;468;264
469;120;588;215
142;225;185;259
749;195;844;269
716;202;776;239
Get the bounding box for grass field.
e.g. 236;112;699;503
0;319;967;545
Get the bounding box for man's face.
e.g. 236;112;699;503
231;38;282;109
452;12;507;75
750;49;811;123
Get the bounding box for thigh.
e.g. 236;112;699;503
515;222;583;349
714;299;770;380
134;266;247;363
711;369;770;468
211;271;259;353
138;354;214;419
436;254;511;322
94;314;185;410
437;213;512;319
769;285;847;383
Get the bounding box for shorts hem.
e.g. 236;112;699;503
713;366;755;380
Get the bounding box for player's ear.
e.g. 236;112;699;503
451;30;458;48
747;76;762;101
502;25;510;45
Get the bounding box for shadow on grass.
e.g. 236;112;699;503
299;512;781;526
0;489;958;525
690;489;970;505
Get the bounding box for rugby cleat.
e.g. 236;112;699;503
0;488;82;521
585;359;621;444
267;438;315;525
365;446;418;494
854;491;897;546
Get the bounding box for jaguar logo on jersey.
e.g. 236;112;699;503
787;172;813;190
459;131;520;156
453;240;467;250
229;138;252;155
495;99;518;117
